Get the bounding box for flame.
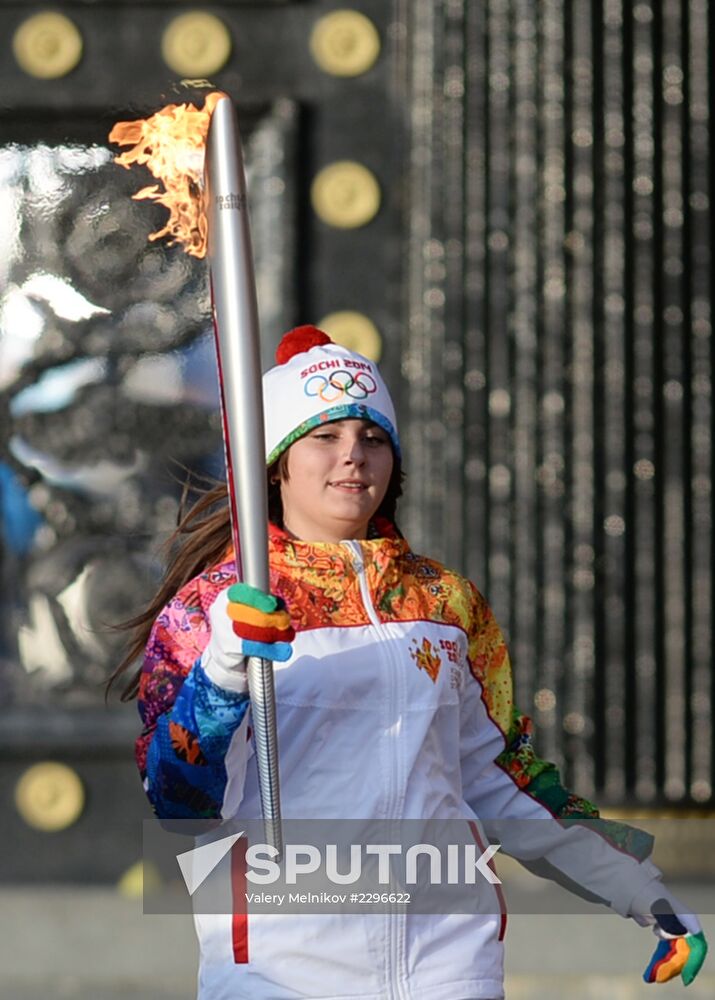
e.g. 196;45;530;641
109;91;225;258
409;638;442;683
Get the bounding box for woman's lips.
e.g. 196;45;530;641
329;480;368;491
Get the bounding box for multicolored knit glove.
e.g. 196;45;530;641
630;881;708;986
200;583;295;693
225;582;295;660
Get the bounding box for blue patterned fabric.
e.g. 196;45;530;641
144;658;249;819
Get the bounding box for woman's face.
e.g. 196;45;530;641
279;418;394;542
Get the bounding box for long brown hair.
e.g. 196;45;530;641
108;447;403;701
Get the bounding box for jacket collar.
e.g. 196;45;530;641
216;519;409;577
266;518;408;573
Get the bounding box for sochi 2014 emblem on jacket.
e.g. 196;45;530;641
409;637;442;683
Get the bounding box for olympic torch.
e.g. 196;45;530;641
204;95;282;852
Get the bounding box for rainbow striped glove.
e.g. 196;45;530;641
630;882;708;986
201;583;295;693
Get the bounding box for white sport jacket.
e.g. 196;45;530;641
137;526;661;999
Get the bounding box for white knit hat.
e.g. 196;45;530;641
263;325;400;465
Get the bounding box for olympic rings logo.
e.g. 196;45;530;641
304;370;377;403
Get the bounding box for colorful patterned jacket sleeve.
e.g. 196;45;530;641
459;584;661;917
136;575;252;820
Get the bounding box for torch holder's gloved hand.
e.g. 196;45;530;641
200;583;295;694
629;879;708;985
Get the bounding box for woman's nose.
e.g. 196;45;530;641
342;438;365;463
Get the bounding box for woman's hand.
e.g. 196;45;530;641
630;880;708;985
201;583;295;692
224;582;295;660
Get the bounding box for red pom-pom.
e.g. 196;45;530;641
275;325;333;364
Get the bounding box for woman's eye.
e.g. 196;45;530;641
364;435;387;445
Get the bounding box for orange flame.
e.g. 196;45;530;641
109;91;225;258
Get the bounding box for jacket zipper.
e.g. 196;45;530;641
344;541;382;627
343;541;408;1000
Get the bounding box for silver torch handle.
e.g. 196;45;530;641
205;94;282;855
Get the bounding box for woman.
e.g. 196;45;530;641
113;326;706;998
